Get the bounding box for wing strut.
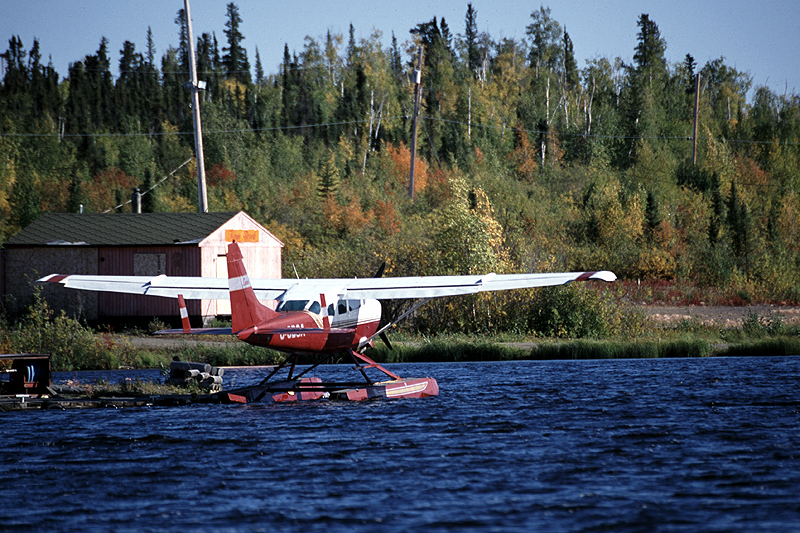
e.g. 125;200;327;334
358;297;432;352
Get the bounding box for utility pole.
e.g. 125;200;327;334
408;46;423;200
184;0;208;212
691;73;700;165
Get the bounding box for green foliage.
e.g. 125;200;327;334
1;6;800;331
166;342;282;368
527;284;620;338
718;337;800;357
529;339;712;360
740;310;787;338
2;290;127;370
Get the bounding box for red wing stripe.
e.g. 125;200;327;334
320;293;330;330
575;272;596;281
178;294;191;334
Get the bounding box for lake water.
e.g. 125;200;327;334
1;357;799;532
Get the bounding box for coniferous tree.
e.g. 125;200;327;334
146;27;156;66
683;53;696;94
141;168;159;212
2;8;800;307
222;2;250;84
618;14;668;167
464;4;480;74
346;23;356;67
645;191;661;236
175;9;189;76
0;36;28;118
116;40;140;125
161;45;184;124
562;29;578;91
632;14;666;81
254;47;264;86
66;167;87;213
411;17;457;160
141;27;162;131
28;38;43;117
390;32;402;78
83;38;114;130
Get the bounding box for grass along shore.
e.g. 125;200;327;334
3;291;799;372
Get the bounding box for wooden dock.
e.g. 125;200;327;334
0;392;224;411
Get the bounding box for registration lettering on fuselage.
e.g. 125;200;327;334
279;323;307;340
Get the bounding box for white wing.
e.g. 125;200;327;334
38;270;615;300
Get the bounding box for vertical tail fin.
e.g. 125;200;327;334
227;242;277;332
177;294;191;333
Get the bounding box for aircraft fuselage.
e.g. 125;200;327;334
237;298;381;355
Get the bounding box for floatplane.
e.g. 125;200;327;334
40;242;615;402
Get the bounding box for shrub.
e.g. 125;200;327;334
4;290;119;370
527;284;621;338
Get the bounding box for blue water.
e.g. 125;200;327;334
2;357;800;532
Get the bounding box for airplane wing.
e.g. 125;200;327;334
331;271;616;299
37;273;287;300
38;270;615;300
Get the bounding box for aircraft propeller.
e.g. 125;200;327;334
373;261;392;350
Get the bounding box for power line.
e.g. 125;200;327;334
102;158;192;213
1;114;798;147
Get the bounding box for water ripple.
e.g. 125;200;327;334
1;357;800;532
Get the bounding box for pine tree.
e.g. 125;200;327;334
390;32;402;78
346;23;356;67
141;168;159;212
83;38;114;130
645;191;661;236
633;14;666;82
0;36;31;120
116;40;139;124
222;2;250;84
175;9;189;77
146;27;156;66
465;4;480;74
141;27;162;131
562;29;578;90
254;47;264;86
66;169;86;213
317;150;341;198
683;53;696;94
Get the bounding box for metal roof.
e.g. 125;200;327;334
5;212;242;246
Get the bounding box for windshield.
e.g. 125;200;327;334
276;299;321;314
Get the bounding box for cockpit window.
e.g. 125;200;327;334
276;299;323;314
277;300;309;312
348;300;361;312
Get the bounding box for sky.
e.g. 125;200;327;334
1;0;797;99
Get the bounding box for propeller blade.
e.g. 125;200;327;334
379;331;393;350
374;261;386;278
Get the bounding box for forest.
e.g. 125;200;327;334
1;3;799;335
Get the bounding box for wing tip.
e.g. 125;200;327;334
37;274;67;283
589;270;617;282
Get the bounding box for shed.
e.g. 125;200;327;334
2;211;282;324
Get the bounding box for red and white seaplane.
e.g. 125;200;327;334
39;242;615;402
